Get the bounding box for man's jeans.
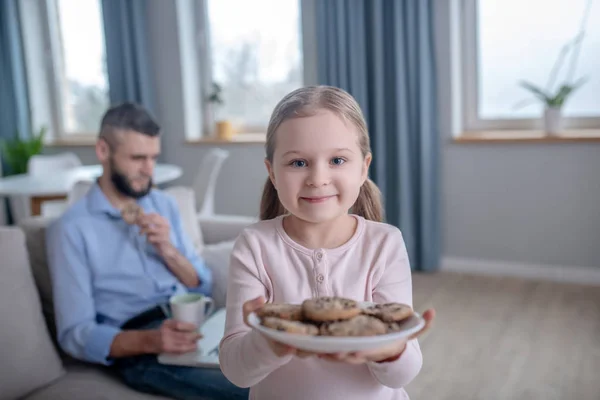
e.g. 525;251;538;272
112;315;248;400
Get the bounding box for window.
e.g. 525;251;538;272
52;0;110;135
203;0;303;132
462;0;600;131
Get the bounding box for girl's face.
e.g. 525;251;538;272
266;110;371;224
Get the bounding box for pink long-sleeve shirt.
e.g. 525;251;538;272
219;214;423;400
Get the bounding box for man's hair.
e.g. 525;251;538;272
99;103;161;146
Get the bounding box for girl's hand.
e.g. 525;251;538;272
319;308;436;364
243;296;315;358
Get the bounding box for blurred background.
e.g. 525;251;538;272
0;0;598;399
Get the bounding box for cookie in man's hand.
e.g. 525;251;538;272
121;203;144;225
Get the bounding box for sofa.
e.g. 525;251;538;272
0;187;254;400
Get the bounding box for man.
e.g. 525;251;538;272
46;103;248;399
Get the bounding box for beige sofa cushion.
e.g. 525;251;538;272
0;227;65;400
202;240;235;309
164;186;204;253
19;217;58;341
25;362;169;400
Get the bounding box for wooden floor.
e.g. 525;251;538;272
405;271;600;400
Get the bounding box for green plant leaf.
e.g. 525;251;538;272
519;81;551;103
551;85;573;106
0;126;47;176
548;77;588;107
207;82;224;105
569;76;588;92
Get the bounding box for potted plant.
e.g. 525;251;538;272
516;1;591;135
207;82;234;140
0;126;46;176
518;66;587;135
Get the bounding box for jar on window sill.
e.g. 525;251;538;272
215;120;235;140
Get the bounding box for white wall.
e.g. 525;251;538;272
434;0;600;269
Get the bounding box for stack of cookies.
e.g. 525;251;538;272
256;296;413;337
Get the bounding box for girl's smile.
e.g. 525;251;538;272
300;195;337;203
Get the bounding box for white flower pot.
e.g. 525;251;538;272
544;107;563;136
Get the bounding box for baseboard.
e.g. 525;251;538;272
441;257;600;286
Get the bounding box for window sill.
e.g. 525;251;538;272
453;130;600;144
185;133;266;145
46;136;97;147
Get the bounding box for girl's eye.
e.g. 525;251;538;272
331;157;346;166
291;160;307;168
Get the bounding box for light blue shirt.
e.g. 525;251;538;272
46;183;212;365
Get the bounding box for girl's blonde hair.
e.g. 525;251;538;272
260;85;384;222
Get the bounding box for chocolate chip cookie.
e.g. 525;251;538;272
255;303;303;321
302;297;361;322
363;303;413;322
121;203;144;224
385;322;404;333
319;315;387;337
261;317;319;335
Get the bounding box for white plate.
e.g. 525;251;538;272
247;302;425;353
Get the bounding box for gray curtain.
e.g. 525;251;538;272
0;0;30;144
0;0;30;224
101;0;155;110
316;0;440;271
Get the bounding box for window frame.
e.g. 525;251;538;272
21;0;315;142
460;0;600;133
20;0;109;140
193;0;308;135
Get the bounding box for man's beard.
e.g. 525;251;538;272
109;158;153;199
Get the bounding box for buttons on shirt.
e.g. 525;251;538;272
314;250;326;287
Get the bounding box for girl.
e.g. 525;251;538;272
219;86;434;400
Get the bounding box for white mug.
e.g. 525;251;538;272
169;293;215;329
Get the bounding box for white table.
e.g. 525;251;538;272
0;164;182;215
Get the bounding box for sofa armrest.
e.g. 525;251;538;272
198;214;257;245
201;241;235;310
